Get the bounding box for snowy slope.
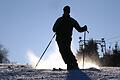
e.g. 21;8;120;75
0;64;120;80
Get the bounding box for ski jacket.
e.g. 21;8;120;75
53;15;86;41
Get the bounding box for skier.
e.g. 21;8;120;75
53;6;87;70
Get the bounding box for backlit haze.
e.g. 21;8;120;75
26;42;99;69
0;0;120;69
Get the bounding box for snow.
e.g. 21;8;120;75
0;64;120;80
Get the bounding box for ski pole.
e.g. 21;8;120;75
83;31;86;69
35;34;56;68
83;30;89;69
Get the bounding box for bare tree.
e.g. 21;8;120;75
0;44;10;63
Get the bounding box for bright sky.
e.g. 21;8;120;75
0;0;120;65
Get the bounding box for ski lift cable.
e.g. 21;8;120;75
104;35;120;45
106;36;120;41
106;39;120;44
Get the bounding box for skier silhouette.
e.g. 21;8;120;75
53;6;87;70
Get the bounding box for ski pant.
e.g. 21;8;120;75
56;39;78;66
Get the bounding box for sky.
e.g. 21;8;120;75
0;0;120;67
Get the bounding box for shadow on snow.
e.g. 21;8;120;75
66;69;91;80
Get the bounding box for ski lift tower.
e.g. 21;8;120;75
79;37;107;68
79;37;107;56
95;38;107;56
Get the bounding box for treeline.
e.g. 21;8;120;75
76;39;120;67
1;39;120;67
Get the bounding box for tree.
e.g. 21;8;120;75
112;42;120;66
76;39;101;66
101;42;120;67
0;44;10;63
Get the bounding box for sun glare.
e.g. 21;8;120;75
77;59;100;69
26;43;100;69
26;43;66;69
